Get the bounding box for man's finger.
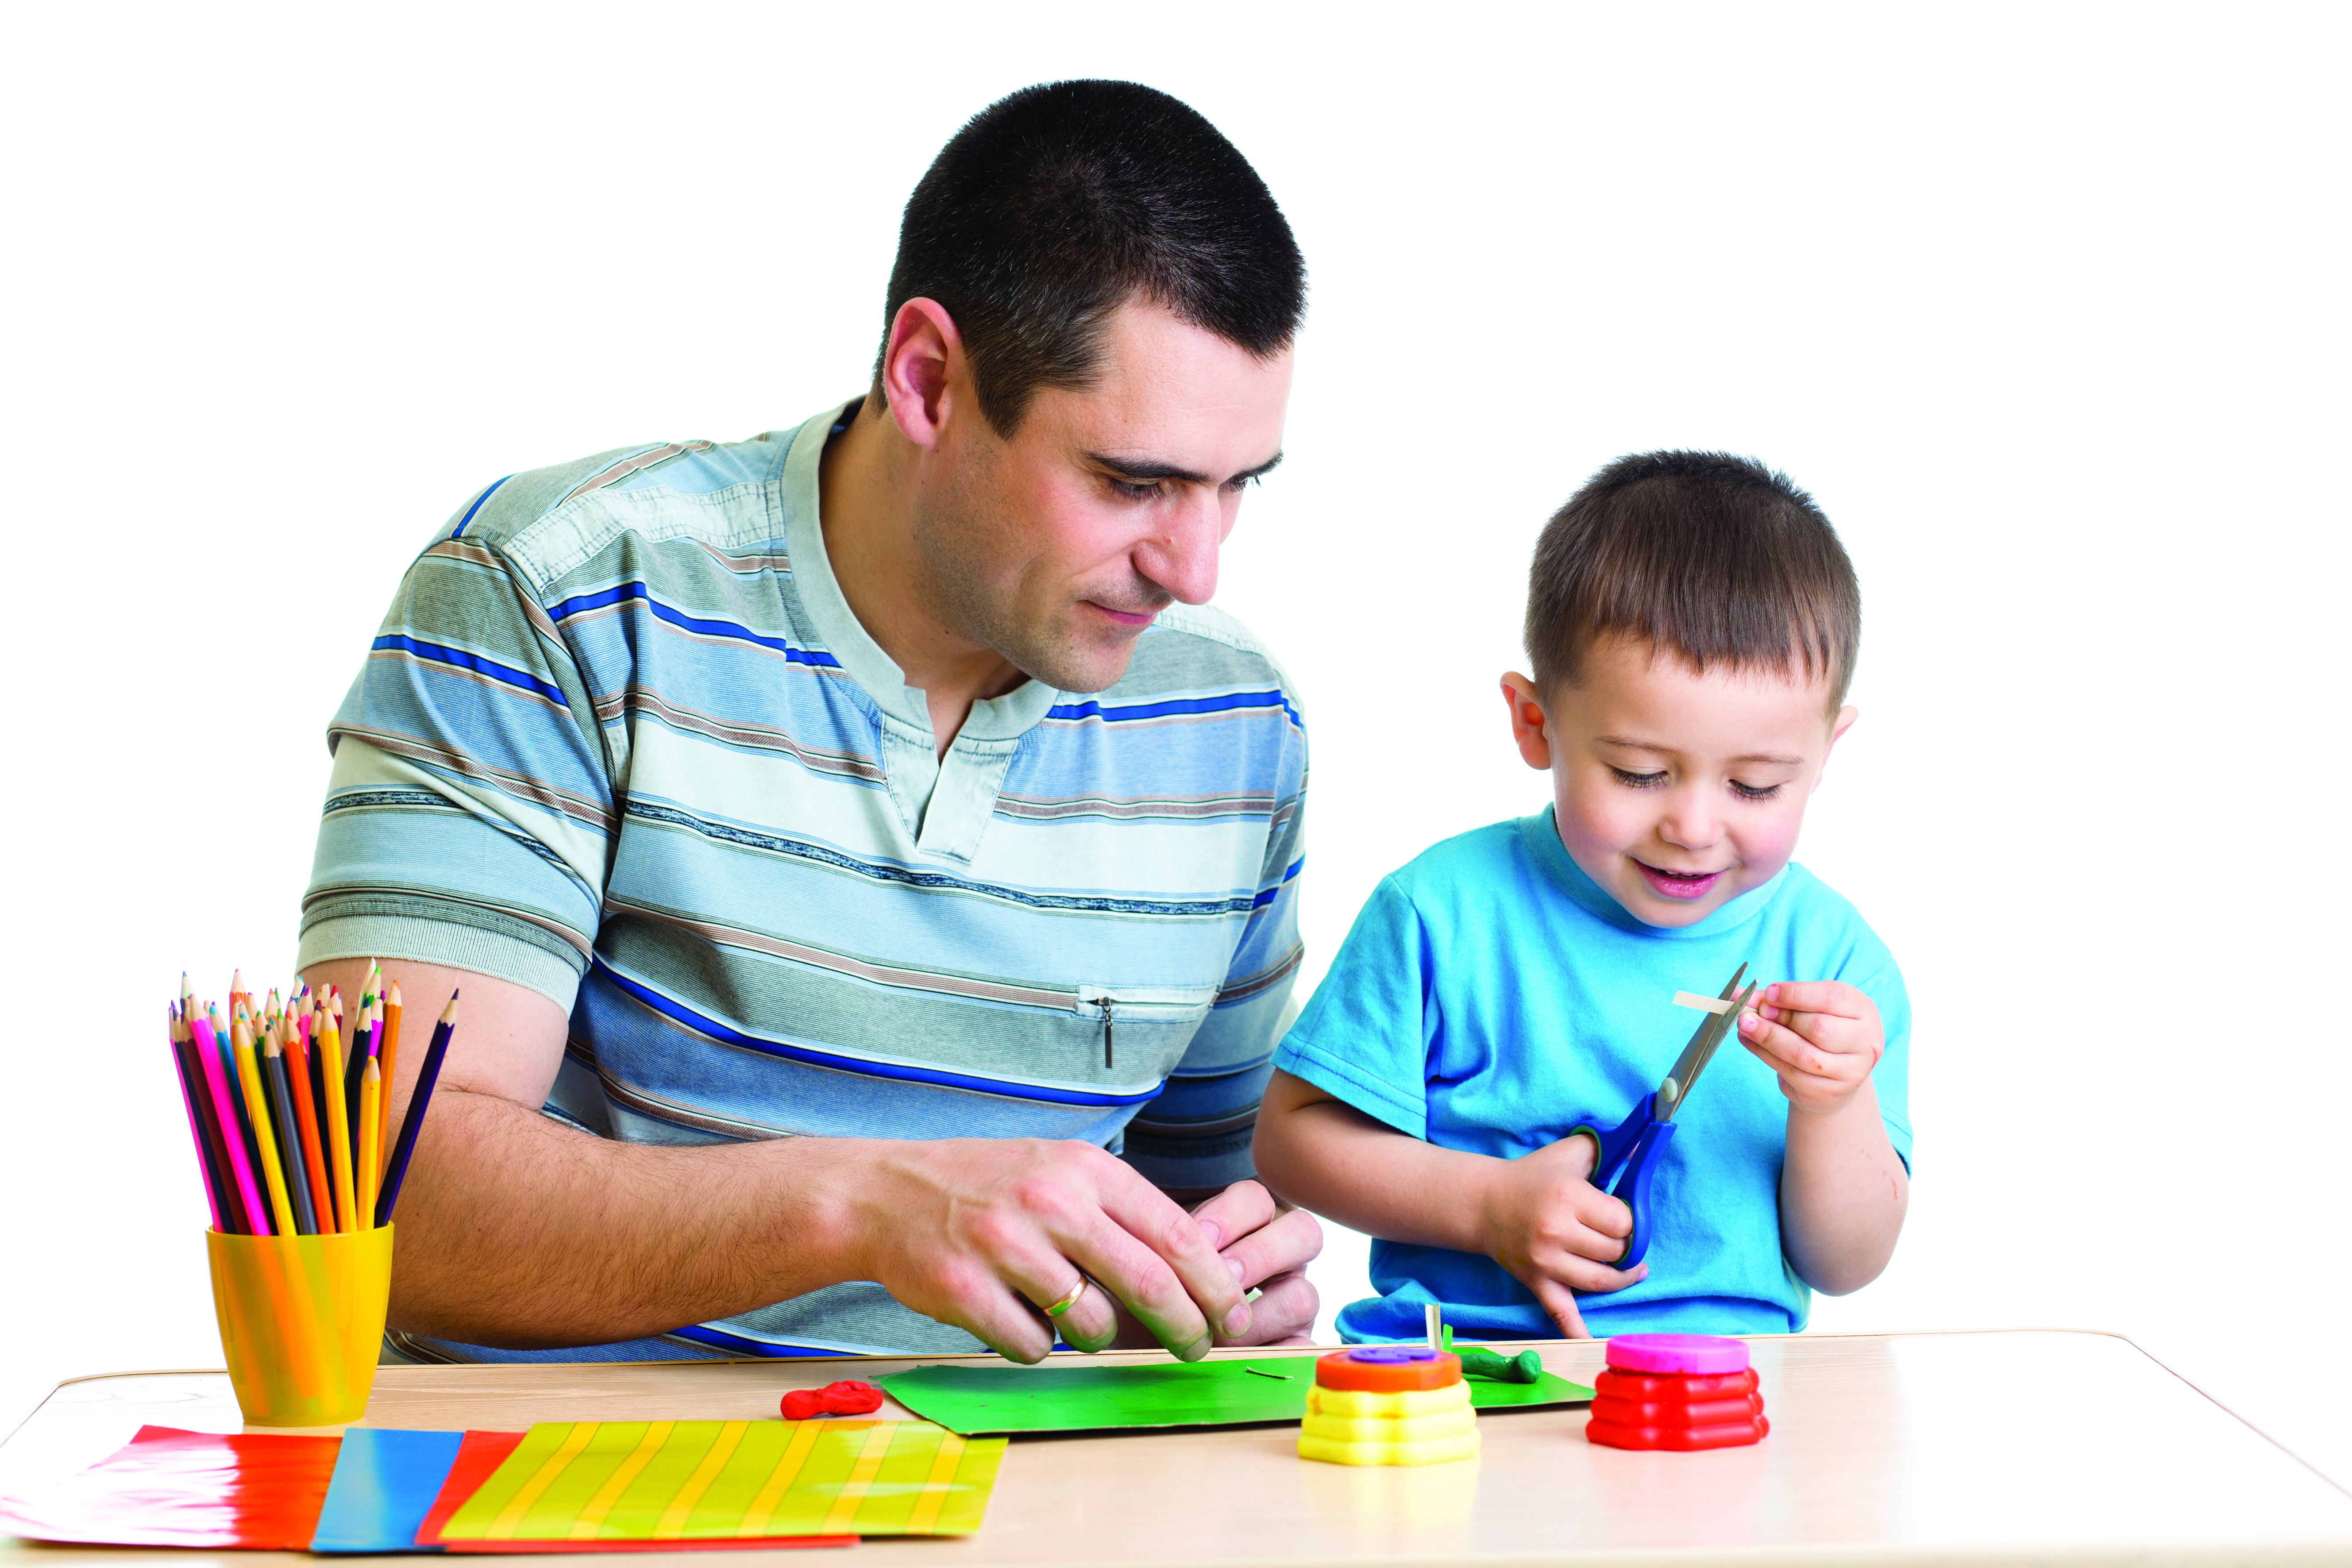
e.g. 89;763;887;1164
1185;1179;1277;1252
1219;1267;1317;1345
1092;1167;1249;1352
1211;1206;1323;1291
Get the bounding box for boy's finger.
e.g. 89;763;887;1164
1530;1277;1591;1338
1759;982;1870;1020
1739;1010;1851;1076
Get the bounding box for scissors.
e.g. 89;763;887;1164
1565;962;1761;1270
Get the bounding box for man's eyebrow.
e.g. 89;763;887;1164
1592;735;1805;767
1086;450;1284;485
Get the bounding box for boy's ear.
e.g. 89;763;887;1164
1500;673;1553;771
1809;704;1860;794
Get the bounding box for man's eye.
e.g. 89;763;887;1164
1110;478;1164;501
1731;780;1784;801
1609;767;1668;789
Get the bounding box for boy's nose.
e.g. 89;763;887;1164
1656;790;1720;849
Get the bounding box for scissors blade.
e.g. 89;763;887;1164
1655;964;1751;1120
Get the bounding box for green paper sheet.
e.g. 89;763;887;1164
880;1354;1594;1436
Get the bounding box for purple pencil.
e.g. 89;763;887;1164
166;1011;227;1230
373;991;458;1228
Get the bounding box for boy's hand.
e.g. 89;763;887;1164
1737;982;1884;1115
1476;1135;1648;1338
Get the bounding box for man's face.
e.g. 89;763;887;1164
913;301;1292;694
1515;637;1856;928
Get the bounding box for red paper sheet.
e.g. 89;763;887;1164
0;1424;341;1549
415;1430;850;1553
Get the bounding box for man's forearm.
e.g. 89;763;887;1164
389;1089;870;1347
1778;1083;1909;1296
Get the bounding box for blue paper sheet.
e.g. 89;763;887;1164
311;1428;467;1554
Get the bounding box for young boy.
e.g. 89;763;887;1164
1252;451;1910;1341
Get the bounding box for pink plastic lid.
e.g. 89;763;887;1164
1604;1334;1751;1375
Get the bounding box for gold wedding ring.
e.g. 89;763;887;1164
1044;1277;1088;1318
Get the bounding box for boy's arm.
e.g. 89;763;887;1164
1737;982;1909;1294
1252;1068;1646;1337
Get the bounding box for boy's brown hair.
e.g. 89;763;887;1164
1525;451;1861;709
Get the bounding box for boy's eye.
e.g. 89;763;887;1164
1609;767;1668;789
1730;780;1784;801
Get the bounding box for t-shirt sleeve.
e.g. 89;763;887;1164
1119;710;1309;1193
1847;948;1914;1174
1272;874;1432;1140
297;520;615;1010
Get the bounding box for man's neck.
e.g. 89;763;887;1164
817;403;1026;758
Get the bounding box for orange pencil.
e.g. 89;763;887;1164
319;1008;357;1233
281;1012;335;1226
377;983;402;1171
358;1059;382;1230
231;1018;298;1237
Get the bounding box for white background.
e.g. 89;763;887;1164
4;0;2348;1486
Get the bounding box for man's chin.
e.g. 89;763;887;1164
1017;634;1144;696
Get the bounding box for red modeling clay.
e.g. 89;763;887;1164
1594;1367;1760;1403
780;1379;886;1421
1585;1414;1771;1451
1603;1333;1750;1375
1591;1393;1764;1426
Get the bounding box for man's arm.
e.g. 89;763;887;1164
312;955;1260;1362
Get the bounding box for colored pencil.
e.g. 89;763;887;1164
376;991;459;1227
174;1017;245;1233
343;986;372;1154
282;1012;335;1230
320;1008;358;1233
261;1036;318;1235
209;1001;265;1198
378;983;403;1170
167;1017;227;1231
232;1018;298;1237
190;1008;270;1236
358;1059;382;1233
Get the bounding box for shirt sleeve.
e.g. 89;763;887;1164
297;518;615;1011
1270;874;1433;1140
1117;709;1309;1193
1846;949;1914;1174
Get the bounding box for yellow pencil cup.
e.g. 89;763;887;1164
205;1224;394;1427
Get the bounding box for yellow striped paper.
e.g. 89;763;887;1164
436;1420;1006;1541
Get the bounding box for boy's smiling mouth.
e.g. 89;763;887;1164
1634;859;1726;900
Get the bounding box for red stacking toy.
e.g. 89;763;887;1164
1586;1334;1768;1451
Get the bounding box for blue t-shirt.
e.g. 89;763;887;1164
1274;809;1911;1341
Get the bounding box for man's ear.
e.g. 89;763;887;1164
878;297;966;451
1811;704;1860;794
1500;673;1553;771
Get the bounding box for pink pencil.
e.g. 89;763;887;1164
189;1007;271;1235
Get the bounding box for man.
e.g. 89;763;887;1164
300;80;1321;1364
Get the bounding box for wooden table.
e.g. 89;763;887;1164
4;1331;2348;1565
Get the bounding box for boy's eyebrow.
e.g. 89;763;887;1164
1593;735;1806;767
1085;450;1284;485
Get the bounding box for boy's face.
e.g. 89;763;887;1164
1501;637;1858;928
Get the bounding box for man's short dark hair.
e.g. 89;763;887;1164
1526;452;1862;709
874;80;1306;435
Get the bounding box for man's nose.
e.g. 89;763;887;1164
1134;491;1227;607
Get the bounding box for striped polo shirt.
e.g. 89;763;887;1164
300;402;1308;1361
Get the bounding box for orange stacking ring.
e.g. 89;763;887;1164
1313;1348;1462;1392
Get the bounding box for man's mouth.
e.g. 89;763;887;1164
1635;860;1727;900
1084;601;1163;629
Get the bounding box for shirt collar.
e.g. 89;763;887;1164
1517;805;1787;937
779;401;1064;742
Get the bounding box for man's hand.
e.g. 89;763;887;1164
1101;1181;1321;1350
843;1137;1271;1364
1474;1135;1648;1338
1737;981;1885;1115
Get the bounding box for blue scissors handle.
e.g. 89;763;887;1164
1565;1099;1674;1269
